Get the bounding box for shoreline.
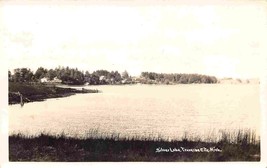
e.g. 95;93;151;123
59;82;260;88
8;82;99;105
8;82;259;105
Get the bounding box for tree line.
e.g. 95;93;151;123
8;67;128;85
140;72;217;84
8;67;218;85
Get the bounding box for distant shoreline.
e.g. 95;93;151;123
8;80;259;105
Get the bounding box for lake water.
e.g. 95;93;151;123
9;84;261;141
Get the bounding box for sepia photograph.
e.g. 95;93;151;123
1;0;267;166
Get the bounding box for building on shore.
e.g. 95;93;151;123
40;77;62;84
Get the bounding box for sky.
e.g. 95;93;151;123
1;1;267;78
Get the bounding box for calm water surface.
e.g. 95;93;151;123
9;84;260;140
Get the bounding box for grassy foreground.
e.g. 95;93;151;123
9;82;98;104
9;130;260;161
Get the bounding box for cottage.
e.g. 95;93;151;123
51;77;62;83
40;77;62;83
40;77;49;83
99;76;106;81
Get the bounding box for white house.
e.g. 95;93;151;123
51;77;62;83
99;76;106;81
40;77;62;83
40;77;49;83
